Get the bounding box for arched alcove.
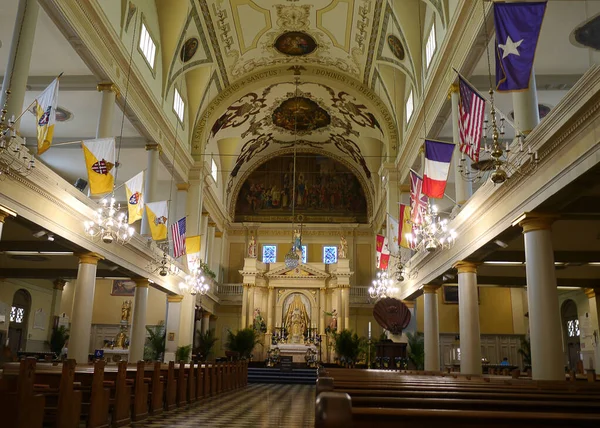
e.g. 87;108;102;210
8;289;32;355
561;299;580;371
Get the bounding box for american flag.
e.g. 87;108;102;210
410;170;428;225
458;76;485;162
171;217;186;259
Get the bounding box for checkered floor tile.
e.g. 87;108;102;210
130;384;315;427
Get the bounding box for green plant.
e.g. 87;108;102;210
144;322;165;361
195;329;218;361
225;328;261;359
49;326;69;356
333;329;366;365
176;345;192;362
406;332;424;370
518;336;531;367
199;261;216;279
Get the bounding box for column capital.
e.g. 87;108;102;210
215;230;223;238
399;184;410;193
202;212;209;217
402;300;415;309
76;252;104;265
202;311;211;319
145;143;161;152
448;83;459;99
584;288;599;299
422;284;440;294
133;278;150;288
96;82;120;97
167;294;184;303
176;182;190;191
208;221;217;228
53;278;66;291
0;212;7;223
0;205;17;222
454;261;478;274
514;212;558;233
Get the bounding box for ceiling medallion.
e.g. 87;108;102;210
387;35;405;61
180;38;199;62
274;32;317;56
272;97;330;132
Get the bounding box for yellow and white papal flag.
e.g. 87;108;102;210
145;201;169;241
82;138;116;195
185;235;201;270
125;171;144;224
35;78;60;155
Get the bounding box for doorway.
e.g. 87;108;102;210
8;289;32;355
561;299;581;372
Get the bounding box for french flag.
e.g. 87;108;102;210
423;139;454;199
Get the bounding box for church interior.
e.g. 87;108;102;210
1;0;600;426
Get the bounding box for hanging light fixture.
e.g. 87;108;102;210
0;94;35;178
179;265;209;296
407;204;456;253
147;244;181;277
84;196;134;244
369;270;393;300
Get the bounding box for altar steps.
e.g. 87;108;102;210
248;367;317;385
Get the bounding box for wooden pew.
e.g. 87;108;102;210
77;360;110;428
0;358;45;428
107;361;132;427
175;361;187;407
210;363;217;396
148;362;165;415
187;362;197;404
195;362;204;400
129;361;149;421
203;363;211;397
165;361;177;411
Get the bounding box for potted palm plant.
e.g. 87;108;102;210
195;329;218;361
333;329;366;367
144;322;166;361
225;328;261;360
49;326;69;358
406;332;425;370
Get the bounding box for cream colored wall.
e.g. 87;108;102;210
347;307;384;339
416;286;517;335
213;306;242;358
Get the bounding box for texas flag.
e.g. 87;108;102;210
376;234;390;270
423;139;454;199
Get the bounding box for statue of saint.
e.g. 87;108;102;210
253;308;266;333
248;235;257;258
121;300;132;323
327;309;338;332
293;229;302;252
284;295;310;344
339;235;348;259
115;328;128;348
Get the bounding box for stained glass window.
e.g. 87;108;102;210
262;245;277;264
323;246;337;264
10;306;24;323
301;245;307;264
567;319;580;337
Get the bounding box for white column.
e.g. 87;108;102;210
0;0;39;129
319;288;326;335
96;83;117;138
141;143;160;236
267;287;275;333
200;213;209;261
205;222;216;268
47;279;65;341
68;253;102;364
175;183;189;224
211;230;223;280
128;279;149;362
177;293;195;356
518;213;563;380
241;284;249;329
164;295;182;362
342;287;350;332
450;84;472;205
335;288;343;331
423;285;440;371
0;212;9;240
248;286;256;328
455;261;481;375
584;289;600;372
512;71;540;136
187;179;202;236
201;312;210;335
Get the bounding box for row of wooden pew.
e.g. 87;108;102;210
315;368;600;427
0;358;248;428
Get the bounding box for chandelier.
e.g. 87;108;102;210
369;270;393;299
179;266;209;296
0;94;35;178
83;197;134;244
407;204;456;253
147;246;180;277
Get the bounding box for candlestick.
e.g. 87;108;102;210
368;321;372;339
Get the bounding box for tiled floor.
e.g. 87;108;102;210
130;383;315;427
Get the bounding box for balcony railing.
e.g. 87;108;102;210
217;284;243;295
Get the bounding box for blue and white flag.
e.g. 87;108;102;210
494;1;547;92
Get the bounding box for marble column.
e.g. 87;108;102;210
212;230;223;281
267;287;275;333
96;83;118;138
342;287;350;332
0;0;39;129
186;178;202;237
0;212;9;240
175;183;189;222
201;311;210;335
200;213;209;262
335;288;343;331
164;295;182;362
205;222;216;268
455;261;481;375
47;279;65;341
319;288;326;335
512;71;540;136
178;293;195;356
518;213;563;380
68;253;103;363
584;288;600;372
141;143;160;236
129;278;149;362
241;284;249;329
423;285;441;371
450;84;472;205
248;286;256;328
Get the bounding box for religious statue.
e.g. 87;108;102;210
284;295;310;344
115;327;128;349
248;235;257;258
325;309;338;333
121;300;132;323
339;235;348;259
253;308;266;333
293;229;302;252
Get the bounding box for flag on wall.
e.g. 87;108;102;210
375;234;390;270
399;203;413;249
145;201;169;241
35;78;59;155
125;171;144;224
186;235;201;270
387;214;400;254
458;76;485;162
171;217;187;258
423;140;454;199
82;138;116;195
410;170;428;225
494;1;547;92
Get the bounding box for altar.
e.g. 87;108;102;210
276;344;317;363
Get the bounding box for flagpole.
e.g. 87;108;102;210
12;73;64;125
452;68;523;136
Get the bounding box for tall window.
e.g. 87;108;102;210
301;245;307;264
323;246;338;264
425;22;436;68
173;88;185;123
139;22;157;69
567;319;580;337
10;306;24;323
262;245;277;264
211;158;218;182
406;90;414;122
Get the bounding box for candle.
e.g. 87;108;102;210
368;322;372;339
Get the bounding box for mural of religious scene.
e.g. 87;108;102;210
234;154;368;223
274;31;317;56
272;97;331;132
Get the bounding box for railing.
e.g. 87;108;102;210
217;283;243;295
350;287;370;298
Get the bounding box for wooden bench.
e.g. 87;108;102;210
0;358;45;428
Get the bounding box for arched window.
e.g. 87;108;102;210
561;299;580;371
9;289;32;354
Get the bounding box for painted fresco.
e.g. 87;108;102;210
234;154;368;223
274;32;317;56
272;97;330;132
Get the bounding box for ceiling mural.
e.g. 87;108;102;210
271;97;331;131
274;32;318;56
